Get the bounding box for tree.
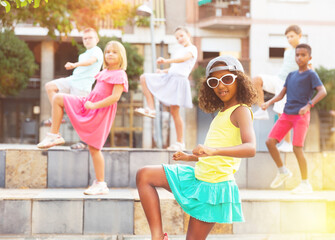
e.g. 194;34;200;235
0;0;135;37
0;30;38;96
98;37;144;90
0;0;48;13
315;66;335;111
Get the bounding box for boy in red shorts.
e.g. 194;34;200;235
262;43;327;194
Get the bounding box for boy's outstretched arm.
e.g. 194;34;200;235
261;87;287;110
299;85;327;115
65;56;98;70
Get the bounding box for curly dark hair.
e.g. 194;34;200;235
198;68;257;113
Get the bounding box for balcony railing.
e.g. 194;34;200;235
199;0;250;20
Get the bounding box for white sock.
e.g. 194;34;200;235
48;132;60;137
278;166;289;174
301;179;309;184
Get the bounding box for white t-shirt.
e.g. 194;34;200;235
277;48;298;82
70;46;104;92
168;44;198;78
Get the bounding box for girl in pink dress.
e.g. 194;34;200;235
37;41;128;195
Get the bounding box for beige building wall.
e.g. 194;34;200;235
249;0;335;77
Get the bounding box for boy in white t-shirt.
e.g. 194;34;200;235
252;25;302;152
45;28;103;103
44;28;103;149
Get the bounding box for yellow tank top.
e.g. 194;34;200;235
195;104;252;183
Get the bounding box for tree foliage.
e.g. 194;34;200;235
98;37;144;91
315;66;335;111
0;0;48;13
191;66;206;105
0;30;38;96
0;0;135;37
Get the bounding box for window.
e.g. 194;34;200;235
203;51;220;59
269;47;285;58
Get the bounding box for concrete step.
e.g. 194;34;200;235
122;234;335;240
1;144;335;190
1;188;335;237
1;234;335;240
0;236;117;240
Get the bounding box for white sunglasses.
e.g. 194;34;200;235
207;74;237;88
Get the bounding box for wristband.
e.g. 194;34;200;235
308;100;314;108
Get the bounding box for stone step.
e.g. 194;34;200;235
1;234;335;240
0;236;117;240
122;234;335;240
1;144;334;190
1;188;334;237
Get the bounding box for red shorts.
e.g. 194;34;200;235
268;112;310;147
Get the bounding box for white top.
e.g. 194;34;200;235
168;45;198;78
277;48;298;82
70;46;104;92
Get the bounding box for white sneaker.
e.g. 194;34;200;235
278;141;293;152
84;180;109;195
253;108;269;120
270;170;293;188
291;182;313;194
167;142;185;151
134;107;156;119
37;133;65;149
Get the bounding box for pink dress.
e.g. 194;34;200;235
63;69;128;150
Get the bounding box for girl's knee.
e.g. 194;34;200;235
45;82;53;91
136;167;149;185
170;106;180;116
52;94;63;105
88;145;99;153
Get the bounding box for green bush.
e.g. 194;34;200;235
0;30;38;96
191;66;206;105
315;66;335;111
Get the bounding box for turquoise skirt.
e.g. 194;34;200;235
163;164;244;223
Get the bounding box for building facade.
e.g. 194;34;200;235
1;0;335;149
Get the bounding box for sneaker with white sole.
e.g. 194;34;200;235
270;170;293;188
134;107;156;118
253;108;269;120
84;180;109;195
167;142;185;151
291;182;313;194
278;141;293;152
37;133;65;149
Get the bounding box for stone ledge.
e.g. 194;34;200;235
1;188;335;202
1;146;335;190
0;189;334;235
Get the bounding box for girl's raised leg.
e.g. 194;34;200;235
140;75;155;110
37;93;65;149
186;217;215;240
136;166;171;240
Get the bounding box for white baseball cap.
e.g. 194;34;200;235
206;55;244;78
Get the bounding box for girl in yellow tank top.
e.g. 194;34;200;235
136;55;257;240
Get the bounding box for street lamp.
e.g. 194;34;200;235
136;1;163;149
